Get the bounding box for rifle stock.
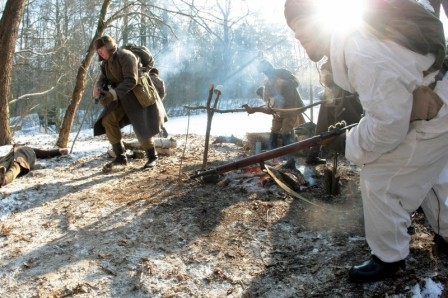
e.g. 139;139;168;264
190;123;357;179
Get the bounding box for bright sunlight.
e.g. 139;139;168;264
314;0;366;32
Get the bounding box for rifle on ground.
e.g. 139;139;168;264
190;123;357;179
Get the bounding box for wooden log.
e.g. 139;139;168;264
108;138;178;158
123;138;177;150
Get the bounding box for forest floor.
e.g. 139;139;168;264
0;132;447;297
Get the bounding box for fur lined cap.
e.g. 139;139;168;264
94;35;117;52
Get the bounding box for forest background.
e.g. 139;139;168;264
0;0;321;147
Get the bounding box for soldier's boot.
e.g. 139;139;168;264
281;133;293;147
349;255;405;283
103;142;127;171
281;133;297;160
269;133;280;150
433;234;448;257
142;147;158;169
305;146;326;165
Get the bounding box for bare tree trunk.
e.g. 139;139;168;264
56;0;112;148
0;0;27;146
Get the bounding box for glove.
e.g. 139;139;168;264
318;121;347;154
99;89;117;106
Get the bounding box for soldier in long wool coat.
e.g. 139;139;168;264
93;35;166;170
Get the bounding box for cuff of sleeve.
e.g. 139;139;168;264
109;88;117;100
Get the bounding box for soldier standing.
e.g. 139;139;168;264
258;60;305;149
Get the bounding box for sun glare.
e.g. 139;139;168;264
315;0;366;33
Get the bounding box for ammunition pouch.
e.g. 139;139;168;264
411;85;443;122
132;75;160;108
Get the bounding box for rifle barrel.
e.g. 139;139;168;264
190;123;357;179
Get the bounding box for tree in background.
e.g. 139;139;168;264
0;0;319;144
56;0;112;148
0;0;27;145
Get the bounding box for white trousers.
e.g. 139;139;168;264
360;127;448;262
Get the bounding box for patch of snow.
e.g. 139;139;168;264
0;114;445;297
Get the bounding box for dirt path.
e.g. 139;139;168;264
0;134;446;297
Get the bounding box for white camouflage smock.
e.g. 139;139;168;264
330;28;448;262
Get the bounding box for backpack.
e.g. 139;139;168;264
123;43;155;72
364;0;447;120
364;0;446;74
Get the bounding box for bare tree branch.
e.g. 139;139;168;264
9;87;55;105
9;74;66;105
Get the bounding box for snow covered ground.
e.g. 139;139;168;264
0;113;446;297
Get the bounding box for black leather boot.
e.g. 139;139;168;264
281;133;292;147
433;234;448;256
142;147;158;169
104;142;127;171
305;147;326;165
269;133;280;150
349;255;405;283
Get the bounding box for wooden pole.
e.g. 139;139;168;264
202;84;215;169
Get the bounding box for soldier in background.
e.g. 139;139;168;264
258;60;305;149
305;61;363;164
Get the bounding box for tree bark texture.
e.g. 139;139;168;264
56;0;112;148
0;0;27;145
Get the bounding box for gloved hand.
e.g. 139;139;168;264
318;121;347;154
99;89;117;106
